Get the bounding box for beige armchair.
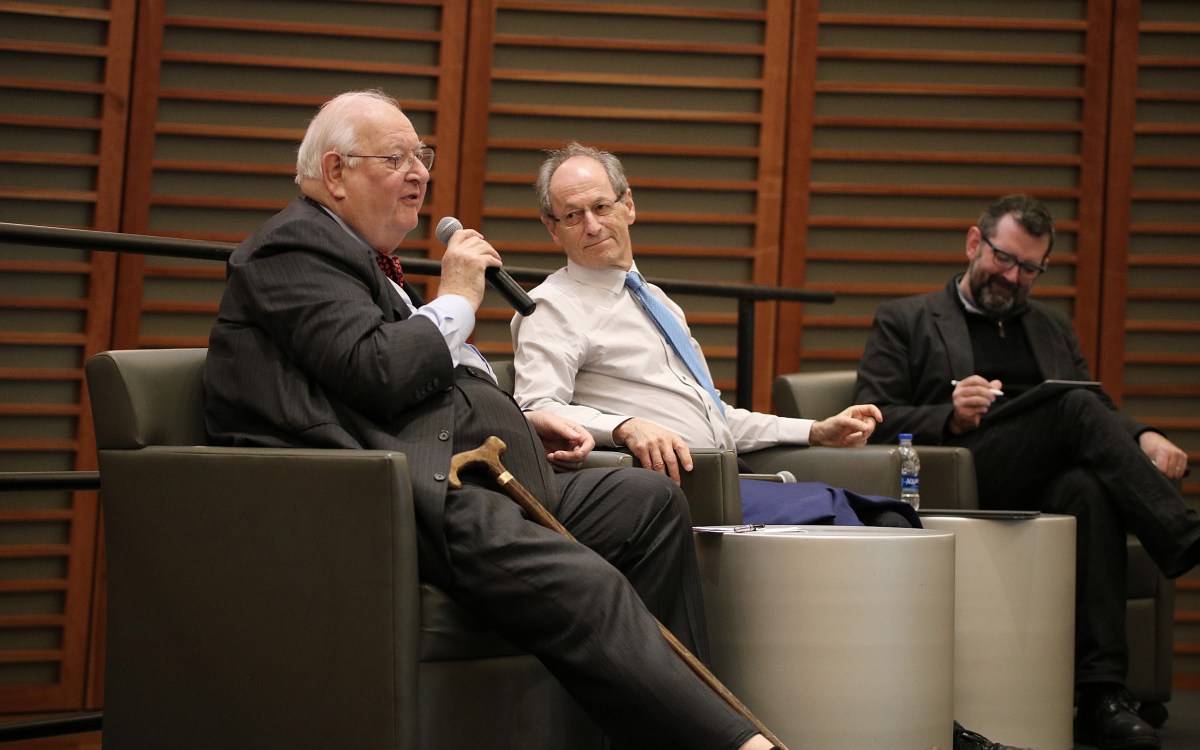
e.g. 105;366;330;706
772;369;1175;722
770;371;978;506
86;349;604;750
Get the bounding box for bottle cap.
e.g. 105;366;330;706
899;433;913;441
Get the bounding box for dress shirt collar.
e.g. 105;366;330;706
954;274;988;317
564;258;641;296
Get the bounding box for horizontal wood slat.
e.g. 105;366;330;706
818;13;1088;32
499;0;765;22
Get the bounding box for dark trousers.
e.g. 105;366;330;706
423;371;756;750
949;388;1200;686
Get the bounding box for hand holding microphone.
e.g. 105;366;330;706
435;216;536;316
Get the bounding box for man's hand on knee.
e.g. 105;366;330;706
613;417;693;485
1139;430;1189;480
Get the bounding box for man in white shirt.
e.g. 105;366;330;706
511;143;1029;750
510;142;921;529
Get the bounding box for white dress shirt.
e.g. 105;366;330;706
510;259;812;451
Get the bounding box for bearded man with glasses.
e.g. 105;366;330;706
855;194;1200;750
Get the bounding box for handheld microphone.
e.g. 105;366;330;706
435;216;537;316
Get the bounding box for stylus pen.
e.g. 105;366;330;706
950;380;1005;397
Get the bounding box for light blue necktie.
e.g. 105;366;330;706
625;271;726;420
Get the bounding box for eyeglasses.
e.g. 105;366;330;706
981;235;1046;279
548;196;620;228
344;146;435;173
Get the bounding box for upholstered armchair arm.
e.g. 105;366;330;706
581;448;741;526
909;446;979;510
739;444;979;509
679;449;742;526
739;445;901;498
99;446;421;750
580;451;634;469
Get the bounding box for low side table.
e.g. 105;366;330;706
694;526;956;750
921;512;1076;750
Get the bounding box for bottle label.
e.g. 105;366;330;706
901;475;920;494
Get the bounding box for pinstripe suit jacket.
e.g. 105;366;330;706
854;276;1144;446
204;197;478;562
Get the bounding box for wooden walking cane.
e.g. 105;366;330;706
449;435;788;750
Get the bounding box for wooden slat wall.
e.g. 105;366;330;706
1102;0;1200;501
777;0;1113;378
113;0;471;349
0;0;135;712
456;0;794;408
3;0;1199;717
1103;0;1200;689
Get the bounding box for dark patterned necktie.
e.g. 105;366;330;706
375;252;404;285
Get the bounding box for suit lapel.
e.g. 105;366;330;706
930;285;975;378
298;195;413;321
401;280;425;308
384;282;412;321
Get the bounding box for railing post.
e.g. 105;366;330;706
737;297;755;409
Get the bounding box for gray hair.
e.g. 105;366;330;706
978;194;1056;258
535;142;630;217
294;90;400;185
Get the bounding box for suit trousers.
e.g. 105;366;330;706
949;388;1200;685
424;369;756;750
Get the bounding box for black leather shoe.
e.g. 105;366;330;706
952;721;1031;750
1076;687;1161;749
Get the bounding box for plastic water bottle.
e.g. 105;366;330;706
898;433;920;509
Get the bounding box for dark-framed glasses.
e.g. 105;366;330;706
344;146;435;173
549;196;620;228
981;235;1046;279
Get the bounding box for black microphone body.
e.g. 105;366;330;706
435;216;537;316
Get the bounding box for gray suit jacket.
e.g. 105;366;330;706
854;276;1144;446
204;197;462;556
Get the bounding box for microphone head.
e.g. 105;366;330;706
776;470;797;484
435;216;463;245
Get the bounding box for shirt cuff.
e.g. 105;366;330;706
775;417;813;446
412;294;477;365
592;414;633;448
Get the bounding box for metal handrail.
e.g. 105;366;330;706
0;712;102;743
0;220;833;407
0;471;100;491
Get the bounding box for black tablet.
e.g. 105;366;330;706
983;379;1102;423
918;509;1042;520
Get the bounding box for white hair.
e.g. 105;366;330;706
294;90;400;185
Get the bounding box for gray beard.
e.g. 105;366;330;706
969;270;1028;317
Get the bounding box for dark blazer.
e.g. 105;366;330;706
204;197;461;553
854;276;1144;446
